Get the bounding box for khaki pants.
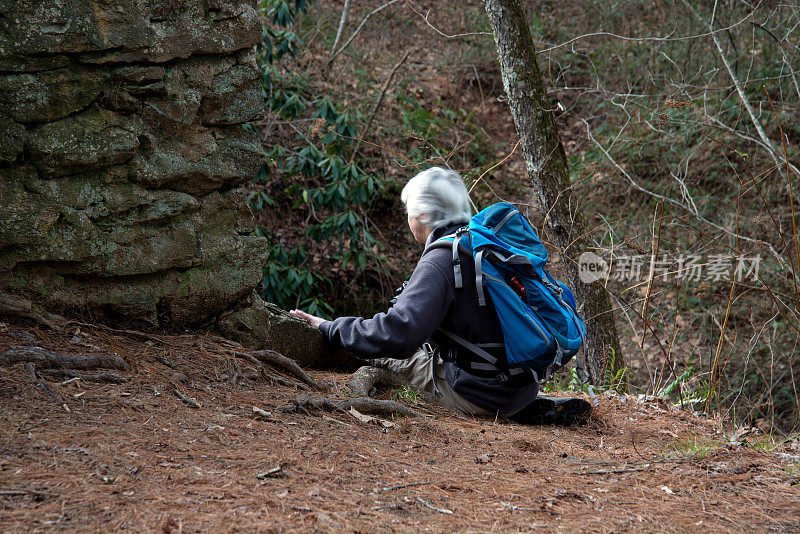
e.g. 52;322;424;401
370;349;495;417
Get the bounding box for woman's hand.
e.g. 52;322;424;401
289;309;326;329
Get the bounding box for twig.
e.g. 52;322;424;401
38;369;128;384
732;153;800;305
332;131;420;169
416;497;453;515
64;320;180;348
751;21;800;101
1;427;18;451
1;418;49;452
763;88;800;317
468;136;526;195
536;9;756;54
583;119;793;274
321;415;352;427
173;389;200;409
575;467;646;475
252;406;274;420
640;202;664;349
349;51;411;163
205;335;245;349
383;481;432;492
708;185;744;409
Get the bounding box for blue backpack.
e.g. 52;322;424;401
425;202;587;384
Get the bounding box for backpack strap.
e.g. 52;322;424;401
423;227;471;290
438;328;529;379
439;328;499;367
475;249;486;306
452;230;464;289
574;357;598;406
542;343;566;382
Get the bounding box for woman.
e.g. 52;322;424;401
291;167;590;423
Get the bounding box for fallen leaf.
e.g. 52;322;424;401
346;407;395;428
257;466;285;479
252;406;272;418
347;407;376;424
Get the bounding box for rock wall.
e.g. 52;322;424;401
0;0;269;327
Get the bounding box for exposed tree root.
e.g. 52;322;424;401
283;394;423;418
340;397;423;418
247;349;320;389
64;320;183;348
155;355;178;369
0;346;131;371
25;363;59;399
0;294;64;331
229;351;312;390
265;373;311;390
3;346;131;397
38;368;128;384
347;365;411;397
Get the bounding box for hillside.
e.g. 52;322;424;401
253;0;800;431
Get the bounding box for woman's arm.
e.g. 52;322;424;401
296;254;455;359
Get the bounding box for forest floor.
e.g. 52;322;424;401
1;321;799;533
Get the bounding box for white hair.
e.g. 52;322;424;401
401;167;472;230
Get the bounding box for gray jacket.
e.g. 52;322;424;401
319;225;539;414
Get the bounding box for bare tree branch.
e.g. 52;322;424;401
327;0;402;67
537;9;758;54
583;119;795;276
682;0;799;179
350;51;410;163
330;0;352;56
406;2;493;39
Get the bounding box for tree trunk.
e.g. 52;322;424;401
484;0;623;386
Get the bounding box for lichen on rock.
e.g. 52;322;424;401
0;0;269;329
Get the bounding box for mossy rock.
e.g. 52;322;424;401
216;293;361;370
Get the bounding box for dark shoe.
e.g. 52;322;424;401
509;395;592;426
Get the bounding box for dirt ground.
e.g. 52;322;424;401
1;322;799;533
